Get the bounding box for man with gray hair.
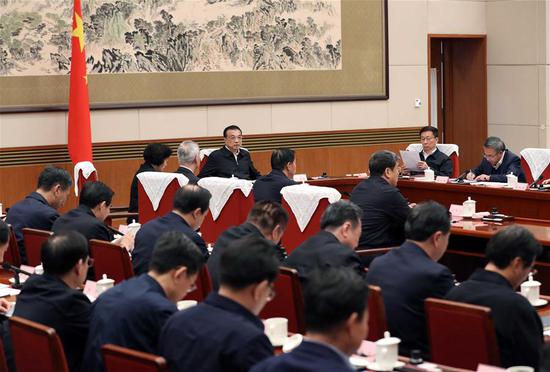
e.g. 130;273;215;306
285;200;365;279
466;136;524;182
175;140;200;184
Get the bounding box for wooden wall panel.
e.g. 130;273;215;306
0;143;408;211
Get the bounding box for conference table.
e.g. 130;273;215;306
310;176;550;293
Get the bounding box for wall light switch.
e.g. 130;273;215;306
414;98;422;108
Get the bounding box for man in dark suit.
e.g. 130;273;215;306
198;125;260;180
159;235;277;372
6;165;72;263
207;201;288;290
446;226;543;369
366;201;454;358
467;136;525;182
132;185;211;275
252;268;369;372
83;231;205;372
175;140;200;184
411;126;453;177
128;143;172;221
285;200;365;279
52;181;133;249
253;148;297;203
350;150;412;248
13;231;92;372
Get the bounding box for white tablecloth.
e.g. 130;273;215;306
520;148;550;181
198;177;254;220
74;161;97;196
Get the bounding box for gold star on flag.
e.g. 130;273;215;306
72;12;85;53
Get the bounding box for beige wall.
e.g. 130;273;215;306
7;0;543;152
486;0;549;154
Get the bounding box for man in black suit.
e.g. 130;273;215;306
366;201;454;358
253;148;297;203
446;226;543;369
6;165;72;263
198;125;261;180
52;181;133;250
83;231;205;372
132;185;211;275
252;268;369;372
467;136;525;182
175;140;200;184
128;143;173;221
411;126;453;177
159;235;277;372
350;150;412;248
207;201;288;290
285;200;365;279
13;231;92;371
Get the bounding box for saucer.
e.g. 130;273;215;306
364;360;405;371
8;277;26;285
531;298;548;307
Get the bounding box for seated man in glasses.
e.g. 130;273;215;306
466;136;525;182
82;231;204;372
159;235;277;372
12;231;93;372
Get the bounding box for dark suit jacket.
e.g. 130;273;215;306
5;191;59;264
128;162;156;217
175;166;199;184
132;212;208;275
13;274;91;372
198;146;260;180
366;242;454;357
446;269;543;369
52;205;113;242
285;231;365;279
251;340;355;372
419;149;453;177
82;274;177;372
159;293;273;372
350;176;410;248
252;169;297;203
207;222;286;290
472;150;525;183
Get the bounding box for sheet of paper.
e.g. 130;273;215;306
0;288;20;297
399;150;422;172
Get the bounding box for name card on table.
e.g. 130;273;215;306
83;280;97;302
435;176;449;184
514;183;528;191
293;174;308;183
477;364;505;372
449;204;463;217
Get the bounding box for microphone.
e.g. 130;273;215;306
455;169;471;183
529;175;544;188
2;262;33;289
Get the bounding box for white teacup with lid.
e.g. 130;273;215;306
507;172;518;187
521;272;540;305
96;274;115;296
126;220;141;237
424;168;435;181
462;197;476;217
375;331;401;371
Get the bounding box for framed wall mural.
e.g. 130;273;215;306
0;0;388;111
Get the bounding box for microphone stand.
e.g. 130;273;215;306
2;262;33;290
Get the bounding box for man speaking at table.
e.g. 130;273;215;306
198;125;261;180
466;136;525;182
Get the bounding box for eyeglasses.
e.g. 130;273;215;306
86;258;94;267
226;136;242;141
420;136;435;142
267;283;276;301
483;152;500;159
187;284;197;294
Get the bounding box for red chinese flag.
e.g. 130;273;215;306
68;0;93;165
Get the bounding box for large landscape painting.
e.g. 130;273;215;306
0;0;387;110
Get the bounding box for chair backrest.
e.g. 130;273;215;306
520;148;550;184
102;344;168;372
356;247;394;267
77;169;98;195
281;198;330;254
259;266;305;334
367;285;388;341
22;228;53;266
6;225;21;267
183;265;212;302
89;239;135;284
425;298;500;370
199;148;218;171
0;336;10;372
137;178;182;224
9;316;69;372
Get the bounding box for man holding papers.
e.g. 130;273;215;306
403;126;453;177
